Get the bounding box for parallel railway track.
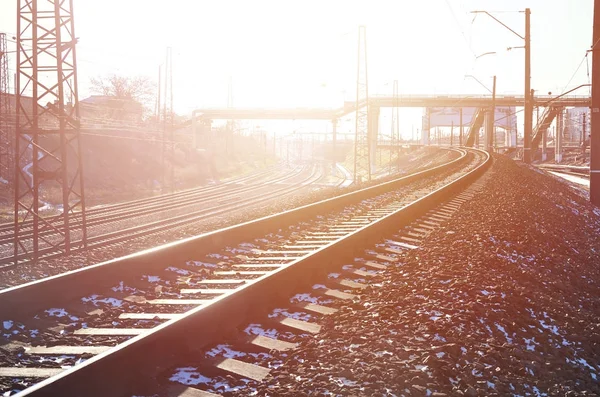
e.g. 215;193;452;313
1;164;332;268
0;148;490;396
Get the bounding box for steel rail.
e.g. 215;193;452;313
0;165;299;236
4;149;490;396
0;165;311;246
0;165;324;268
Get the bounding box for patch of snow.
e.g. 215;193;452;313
328;273;341;279
414;365;428;372
166;266;190;275
206;344;246;359
481;290;490;296
3;320;13;330
433;334;447;342
206;253;228;259
269;308;311;321
290;293;319;304
429;316;440;321
239;242;257;248
144;275;161;283
312;284;327;290
539;320;560;336
244;324;279;339
189;261;217;268
81;295;123;307
169;367;212;385
439;279;452;284
577;357;596;372
495;323;513;344
333;377;358;387
436;352;445;358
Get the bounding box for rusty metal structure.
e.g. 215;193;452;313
0;32;11;185
354;25;370;182
14;0;87;263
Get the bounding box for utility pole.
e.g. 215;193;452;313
390;80;399;173
524;8;532;163
471;8;531;161
591;0;600;205
14;0;87;264
579;113;587;148
486;75;497;152
459;108;463;146
353;25;370;182
157;65;161;124
162;47;174;192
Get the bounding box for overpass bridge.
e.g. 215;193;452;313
191;94;591;122
191;94;591;153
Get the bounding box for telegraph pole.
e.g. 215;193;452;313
459;108;463;146
591;0;600;205
523;8;532;163
471;9;531;161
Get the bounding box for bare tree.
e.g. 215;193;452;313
90;74;154;107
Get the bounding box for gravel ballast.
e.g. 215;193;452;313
234;155;600;396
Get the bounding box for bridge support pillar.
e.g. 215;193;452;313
332;119;337;164
504;126;517;148
542;124;548;161
485;110;493;152
369;106;380;171
422;108;430;145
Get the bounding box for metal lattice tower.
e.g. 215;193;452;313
389;79;400;173
0;32;11;185
14;0;87;263
353;25;370;182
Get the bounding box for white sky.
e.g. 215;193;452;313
0;0;594;136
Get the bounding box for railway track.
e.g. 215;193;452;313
536;164;590;189
1;163;333;268
0;148;490;396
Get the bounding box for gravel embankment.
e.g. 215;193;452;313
236;155;600;396
0;148;456;290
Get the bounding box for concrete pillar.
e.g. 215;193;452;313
368;106;380;171
556;109;563;163
542;125;548;161
485;109;493;152
332;118;337;164
192;111;198;149
421;108;430;145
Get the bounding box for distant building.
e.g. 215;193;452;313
79;95;143;123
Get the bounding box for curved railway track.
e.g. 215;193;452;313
1;164;336;268
0;148;490;396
